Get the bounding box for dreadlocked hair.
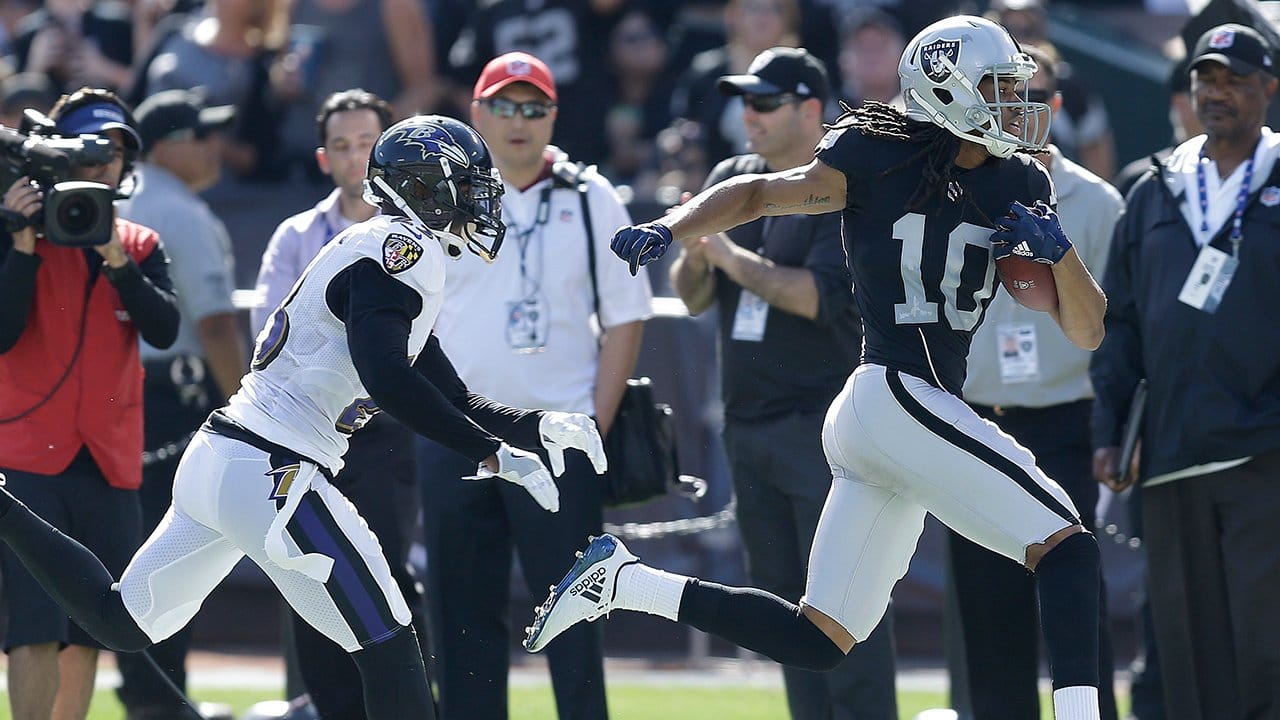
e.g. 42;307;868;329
828;100;962;211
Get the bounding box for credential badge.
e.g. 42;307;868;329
383;233;424;273
920;38;961;84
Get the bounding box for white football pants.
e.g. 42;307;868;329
116;430;410;651
803;364;1079;641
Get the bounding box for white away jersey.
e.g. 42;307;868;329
226;216;446;472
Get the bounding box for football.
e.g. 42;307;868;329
996;256;1058;312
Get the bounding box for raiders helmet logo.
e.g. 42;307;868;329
920;38;961;83
383;233;424;273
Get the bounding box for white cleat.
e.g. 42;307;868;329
523;533;638;653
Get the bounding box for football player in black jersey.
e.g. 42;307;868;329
526;15;1108;720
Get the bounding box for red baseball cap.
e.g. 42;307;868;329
473;52;557;102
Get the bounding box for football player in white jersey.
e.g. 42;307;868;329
0;115;607;720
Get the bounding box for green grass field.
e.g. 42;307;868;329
13;685;1120;719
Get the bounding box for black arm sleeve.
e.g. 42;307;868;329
0;236;40;353
105;243;179;349
412;334;545;452
335;258;503;464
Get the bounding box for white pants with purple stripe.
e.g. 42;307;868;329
116;431;409;651
802;364;1078;642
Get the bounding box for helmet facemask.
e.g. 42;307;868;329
960;57;1051;158
436;164;505;262
367;162;506;262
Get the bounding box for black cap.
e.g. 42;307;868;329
135;89;236;148
1191;23;1275;77
718;47;830;102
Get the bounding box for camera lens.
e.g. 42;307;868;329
44;182;114;246
56;193;99;237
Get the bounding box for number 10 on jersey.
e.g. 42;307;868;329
893;212;997;332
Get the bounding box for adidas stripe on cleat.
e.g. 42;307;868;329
523;533;637;652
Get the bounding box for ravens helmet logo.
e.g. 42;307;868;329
390;124;471;167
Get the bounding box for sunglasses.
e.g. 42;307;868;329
481;97;556;120
743;93;802;113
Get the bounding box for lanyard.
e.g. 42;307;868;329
515;187;553;295
1197;144;1256;256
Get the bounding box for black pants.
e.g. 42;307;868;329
418;437;607;720
117;357;217;713
290;415;428;720
1143;452;1280;720
724;410;898;720
947;400;1117;720
0;451;142;650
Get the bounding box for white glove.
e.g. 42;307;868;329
538;412;608;477
465;443;560;513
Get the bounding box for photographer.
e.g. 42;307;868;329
0;87;177;720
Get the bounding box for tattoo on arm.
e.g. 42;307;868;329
764;193;832;213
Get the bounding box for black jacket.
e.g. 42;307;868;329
1090;139;1280;483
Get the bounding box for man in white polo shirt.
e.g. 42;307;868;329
418;51;651;720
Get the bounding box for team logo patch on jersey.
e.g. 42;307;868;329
383;233;424;273
921;39;961;83
1262;186;1280;207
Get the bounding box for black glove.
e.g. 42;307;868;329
991;200;1072;265
609;223;674;276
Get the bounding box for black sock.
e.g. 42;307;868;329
1036;531;1101;689
350;624;435;720
0;493;151;651
678;579;846;672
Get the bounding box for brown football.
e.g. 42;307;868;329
996;256;1058;312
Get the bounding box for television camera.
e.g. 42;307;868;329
0;109;119;247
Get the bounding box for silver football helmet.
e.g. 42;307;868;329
899;15;1051;158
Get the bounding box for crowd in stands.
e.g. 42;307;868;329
0;0;1147;220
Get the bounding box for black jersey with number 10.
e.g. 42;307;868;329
814;125;1055;395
